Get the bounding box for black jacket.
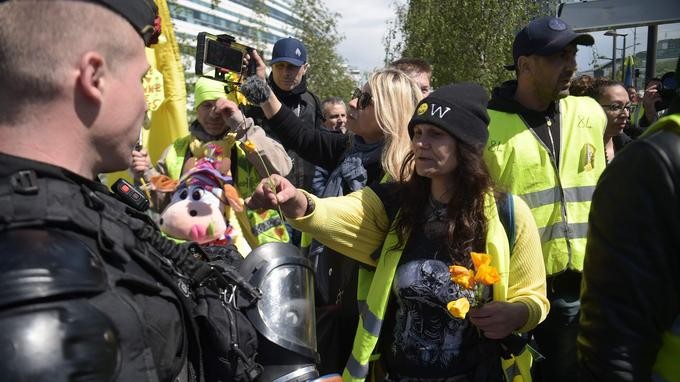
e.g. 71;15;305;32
578;127;680;381
268;105;349;169
244;75;323;192
0;153;196;381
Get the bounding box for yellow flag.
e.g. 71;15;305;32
144;0;188;163
104;0;188;187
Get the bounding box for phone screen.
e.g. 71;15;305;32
204;39;244;74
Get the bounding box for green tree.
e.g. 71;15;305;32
385;0;557;92
291;0;357;102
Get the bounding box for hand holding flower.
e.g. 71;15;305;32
446;252;501;320
468;301;529;339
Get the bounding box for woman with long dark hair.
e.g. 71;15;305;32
247;83;548;381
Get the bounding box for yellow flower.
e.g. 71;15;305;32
447;298;470;319
471;251;491;269
242;140;257;153
475;263;501;285
449;265;476;289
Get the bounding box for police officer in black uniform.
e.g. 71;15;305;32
0;1;204;381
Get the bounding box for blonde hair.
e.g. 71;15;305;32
368;68;422;180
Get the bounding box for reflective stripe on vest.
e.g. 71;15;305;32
343;193;515;381
485;96;607;275
539;222;589;242
164;135;289;247
520;185;595;209
357;300;381;337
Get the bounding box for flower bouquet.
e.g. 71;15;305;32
446;252;501;319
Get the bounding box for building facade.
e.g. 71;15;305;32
170;0;301;56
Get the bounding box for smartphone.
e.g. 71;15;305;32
195;32;256;83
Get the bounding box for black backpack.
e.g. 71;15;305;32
191;245;263;382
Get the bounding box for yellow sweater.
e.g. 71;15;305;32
290;188;549;332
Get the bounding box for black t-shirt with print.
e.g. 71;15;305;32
377;205;487;379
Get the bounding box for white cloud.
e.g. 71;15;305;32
324;0;396;74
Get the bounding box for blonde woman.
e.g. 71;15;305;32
255;67;421;186
249;51;422;374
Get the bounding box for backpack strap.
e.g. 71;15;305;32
495;192;516;253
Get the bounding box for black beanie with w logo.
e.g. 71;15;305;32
408;82;490;147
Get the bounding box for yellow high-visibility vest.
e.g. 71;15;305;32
343;193;532;382
484;96;606;275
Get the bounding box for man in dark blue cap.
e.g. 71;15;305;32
246;37;323;196
0;2;215;381
483;16;608;382
271;37;310;92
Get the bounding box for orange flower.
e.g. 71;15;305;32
474;263;501;285
471;251;491;270
242;140;256;153
449;265;476;289
447;298;470;319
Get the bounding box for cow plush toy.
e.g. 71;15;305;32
151;141;253;254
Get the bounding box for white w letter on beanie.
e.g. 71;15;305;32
430;104;451;119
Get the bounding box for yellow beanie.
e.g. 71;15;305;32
194;76;227;111
194;74;250;110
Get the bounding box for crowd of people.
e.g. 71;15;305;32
0;1;678;381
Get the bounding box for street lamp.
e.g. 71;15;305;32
604;30;627;81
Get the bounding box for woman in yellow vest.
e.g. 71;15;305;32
247;83;549;381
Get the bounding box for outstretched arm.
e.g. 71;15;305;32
244;51;348;170
246;175;389;266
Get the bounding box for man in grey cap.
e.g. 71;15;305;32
0;1;215;381
483;16;608;382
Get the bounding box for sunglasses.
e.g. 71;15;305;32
600;103;632;113
352;88;373;110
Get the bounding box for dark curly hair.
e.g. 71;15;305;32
393;141;495;267
584;78;625;101
569;74;595;97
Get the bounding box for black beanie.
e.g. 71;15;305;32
408;82;490;147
